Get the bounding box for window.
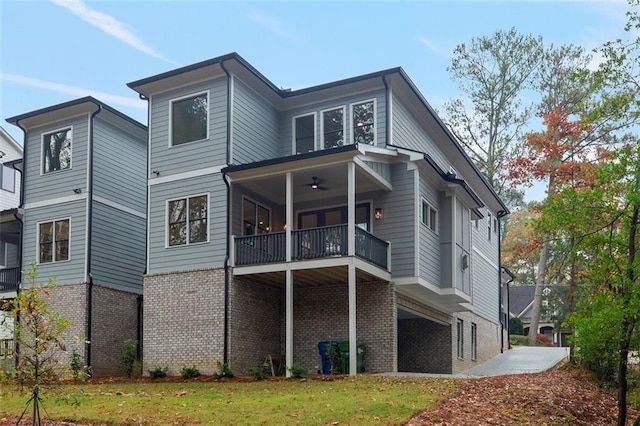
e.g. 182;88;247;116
42;128;71;173
351;100;375;145
322;107;345;149
421;200;438;233
168;195;208;246
1;164;15;192
471;323;477;361
171;93;208;146
38;219;69;263
294;114;315;154
243;198;270;236
494;217;498;234
487;213;492;241
457;319;464;359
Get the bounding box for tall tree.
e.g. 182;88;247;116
443;27;543;208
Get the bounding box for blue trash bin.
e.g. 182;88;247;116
318;341;337;374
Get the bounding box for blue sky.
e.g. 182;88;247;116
0;1;631;149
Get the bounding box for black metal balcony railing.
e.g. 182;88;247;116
235;225;388;269
0;267;20;292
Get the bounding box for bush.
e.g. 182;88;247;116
537;333;554;347
288;363;307;378
510;334;529;346
148;366;168;379
69;349;91;381
118;339;139;378
249;362;271;380
180;365;200;379
214;361;234;378
509;317;525;335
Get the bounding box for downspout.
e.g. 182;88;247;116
220;60;232;365
85;104;103;369
497;210;508;352
12;118;27;370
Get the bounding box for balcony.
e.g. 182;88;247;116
234;225;389;270
0;267;20;293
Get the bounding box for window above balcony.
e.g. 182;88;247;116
170;92;209;146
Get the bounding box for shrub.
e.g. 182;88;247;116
180;365;200;379
214;361;234;378
118;339;138;378
537;333;554;347
148;366;168;379
509;317;525;335
288;363;308;378
69;349;91;381
249;362;271;380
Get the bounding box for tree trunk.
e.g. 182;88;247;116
528;237;549;346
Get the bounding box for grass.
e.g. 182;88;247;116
0;375;458;425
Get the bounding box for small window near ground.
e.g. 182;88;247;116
471;322;477;361
322;107;345;149
294;114;315;154
1;164;15;192
168;194;208;246
421;199;438;233
42;128;72;173
39;219;69;263
352;100;375;145
457;319;464;359
171;93;208;146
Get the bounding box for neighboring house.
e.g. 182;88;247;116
509;285;569;346
0;126;23;357
128;52;509;376
5;98;147;375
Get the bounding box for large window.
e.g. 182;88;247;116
243;198;270;236
471;322;477;361
322;107;345;149
39;219;69;263
351;100;375;145
457;319;464;359
294;114;315;154
42;128;72;173
168;195;208;246
421;200;438;233
171;93;208;146
1;164;15;192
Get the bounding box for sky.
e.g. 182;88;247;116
0;0;633;200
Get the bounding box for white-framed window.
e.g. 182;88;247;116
351;99;376;145
170;91;209;146
1;164;15;192
243;198;271;236
42;127;72;174
38;218;70;263
471;322;477;361
421;199;438;233
167;194;209;246
293;113;316;154
321;107;345;149
457;318;464;359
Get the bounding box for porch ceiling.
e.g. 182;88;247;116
232;162;388;205
236;265;383;288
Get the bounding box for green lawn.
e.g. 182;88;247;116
0;375;458;425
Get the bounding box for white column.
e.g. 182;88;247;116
347;161;355;256
348;262;357;376
286;268;293;377
286;172;292;262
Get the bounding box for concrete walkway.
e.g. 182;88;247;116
380;346;570;378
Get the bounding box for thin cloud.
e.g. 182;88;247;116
50;0;174;63
1;74;145;109
248;9;299;40
418;36;451;58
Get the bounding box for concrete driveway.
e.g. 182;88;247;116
380;346;570;378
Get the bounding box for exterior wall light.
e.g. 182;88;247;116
374;208;384;220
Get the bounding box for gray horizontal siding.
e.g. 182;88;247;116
91;201;145;294
363;161;391;183
471;253;499;322
93;118;147;213
149;78;227;177
392;94;449;170
278;90;387;157
418;173;441;285
22;200;86;285
232;78;280;164
24;115;89;205
148;174;226;274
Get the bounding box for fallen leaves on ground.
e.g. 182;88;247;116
407;366;640;425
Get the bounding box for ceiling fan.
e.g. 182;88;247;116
306;176;328;190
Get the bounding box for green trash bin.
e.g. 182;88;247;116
338;341;365;373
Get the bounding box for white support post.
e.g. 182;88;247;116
348;262;357;376
286;172;292;262
347;161;355;256
286;268;293;377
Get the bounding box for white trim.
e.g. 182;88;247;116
148;165;224;186
94;195;146;219
24;193;86;209
40;125;73;175
387;86;393;145
350;98;377;146
472;246;500;271
420;197;438;235
85;115;91;282
228;74;235;163
165;193;210;248
292;111;317;155
413;168;420;277
168;90;210;147
36;217;71;264
147;95;153;273
320;106;346;150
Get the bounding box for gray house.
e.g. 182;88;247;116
6;97;147;375
128;53;509;376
